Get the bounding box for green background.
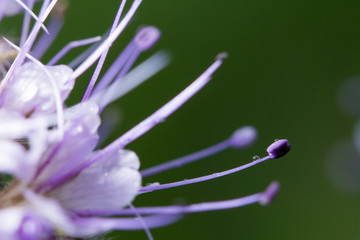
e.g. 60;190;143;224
3;0;360;239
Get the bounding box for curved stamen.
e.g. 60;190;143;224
95;53;227;158
73;182;279;216
139;139;290;193
47;36;102;66
140;155;272;193
76;194;262;216
75;193;263;216
72;214;182;234
259;181;280;205
141;140;230;178
141;126;257;177
39;54;225;193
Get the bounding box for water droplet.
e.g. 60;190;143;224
146;182;160;187
274;139;279;142
252;155;260;161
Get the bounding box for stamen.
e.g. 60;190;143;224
3;38;65;139
141;126;257;177
96;107;121;146
266;139;291;159
76;193;262;216
70;0;142;81
31;13;64;59
91;51;169;107
140;139;290;193
95;53;226;157
15;0;49;36
68;39;102;68
73;183;276;216
40;54;224;192
139;155;271;193
20;0;35;47
0;0;57;92
91;41;138;95
129;203;154;240
97;50;141;112
230;126;257;149
47;36;102;66
96;26;161;112
81;0;128;102
92;26;161;97
259;181;280;206
72;214;182;234
134;26;161;51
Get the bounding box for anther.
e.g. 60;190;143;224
134;26;161;51
216;52;228;61
141;126;257;177
266;139;290;159
259;181;280;206
230;126;257;149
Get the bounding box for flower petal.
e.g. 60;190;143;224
0;139;28;179
49;149;141;211
35;102;100;185
2;62;73;116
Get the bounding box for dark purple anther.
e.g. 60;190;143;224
134;26;161;51
259;181;280;206
266;139;290;159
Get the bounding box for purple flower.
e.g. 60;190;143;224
0;1;290;239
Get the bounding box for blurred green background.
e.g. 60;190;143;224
3;0;360;239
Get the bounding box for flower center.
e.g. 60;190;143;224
0;180;26;208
